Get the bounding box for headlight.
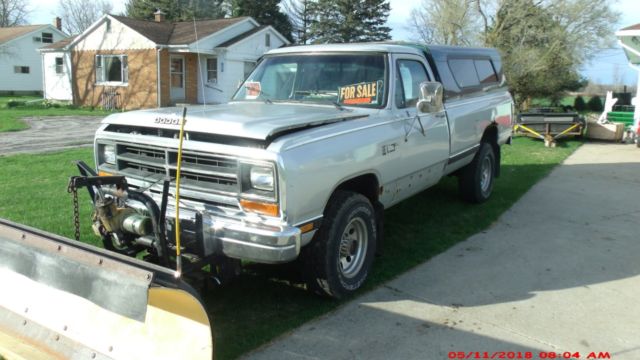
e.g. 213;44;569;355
250;166;274;191
102;144;116;164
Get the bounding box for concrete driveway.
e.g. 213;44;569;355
0;116;104;156
246;143;640;360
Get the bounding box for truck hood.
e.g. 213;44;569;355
101;102;369;140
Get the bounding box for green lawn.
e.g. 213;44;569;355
0;96;112;132
0;137;582;359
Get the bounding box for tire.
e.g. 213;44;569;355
302;191;377;299
458;142;496;203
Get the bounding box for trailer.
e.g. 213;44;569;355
514;108;585;147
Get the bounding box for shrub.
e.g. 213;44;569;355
587;96;603;112
6;100;26;108
573;96;586;112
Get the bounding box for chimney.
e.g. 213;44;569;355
54;17;62;31
154;9;166;23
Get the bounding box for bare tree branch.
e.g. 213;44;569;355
0;0;29;27
58;0;112;35
407;0;481;46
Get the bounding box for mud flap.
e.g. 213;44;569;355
0;219;213;360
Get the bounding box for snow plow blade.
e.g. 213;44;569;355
0;218;213;360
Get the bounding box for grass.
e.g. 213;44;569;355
0;96;112;132
0;137;582;359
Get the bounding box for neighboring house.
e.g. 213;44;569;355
40;12;289;109
0;22;67;94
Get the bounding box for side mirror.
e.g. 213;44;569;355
416;82;444;113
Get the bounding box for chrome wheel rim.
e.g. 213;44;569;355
480;156;492;193
338;217;368;279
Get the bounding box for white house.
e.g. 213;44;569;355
0;23;67;94
39;13;290;109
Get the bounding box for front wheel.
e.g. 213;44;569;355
458;142;496;203
302;191;377;298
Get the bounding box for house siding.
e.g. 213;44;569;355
72;49;158;110
0;26;66;92
198;28;288;104
74;18;155;51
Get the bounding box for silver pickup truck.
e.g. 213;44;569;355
92;43;513;297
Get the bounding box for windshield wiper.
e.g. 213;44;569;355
292;90;345;111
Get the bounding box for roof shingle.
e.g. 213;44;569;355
41;35;76;50
110;15;249;45
217;25;267;48
621;23;640;31
0;24;48;45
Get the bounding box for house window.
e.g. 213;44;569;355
265;33;271;47
244;62;256;79
55;57;64;74
96;55;128;85
206;58;217;83
42;33;53;43
13;66;30;74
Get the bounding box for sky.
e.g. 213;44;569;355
28;0;640;86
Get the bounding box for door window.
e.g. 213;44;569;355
171;57;184;88
395;60;429;109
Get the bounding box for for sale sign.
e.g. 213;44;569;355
338;81;381;105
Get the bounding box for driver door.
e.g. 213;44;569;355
389;54;450;202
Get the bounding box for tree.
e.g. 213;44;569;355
573;96;586;112
125;0;226;22
409;0;618;109
489;0;584;108
308;0;391;43
282;0;314;44
587;96;603;112
0;0;29;27
408;0;480;46
58;0;112;35
230;0;293;41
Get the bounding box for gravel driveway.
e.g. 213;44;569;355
0;116;104;156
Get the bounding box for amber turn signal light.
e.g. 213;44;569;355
240;199;279;217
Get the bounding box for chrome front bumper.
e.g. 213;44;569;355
200;215;301;264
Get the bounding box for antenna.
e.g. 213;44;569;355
193;16;206;109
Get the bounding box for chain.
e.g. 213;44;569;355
67;180;80;241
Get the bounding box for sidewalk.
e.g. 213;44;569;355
246;143;640;360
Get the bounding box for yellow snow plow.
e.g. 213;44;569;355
0;218;213;360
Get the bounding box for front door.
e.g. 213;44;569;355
170;55;185;103
388;54;450;203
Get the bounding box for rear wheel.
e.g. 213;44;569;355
459;142;496;203
302;191;377;298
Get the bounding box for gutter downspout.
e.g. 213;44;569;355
157;46;164;108
40;52;47;100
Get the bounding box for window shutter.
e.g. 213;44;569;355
122;56;128;83
96;55;104;82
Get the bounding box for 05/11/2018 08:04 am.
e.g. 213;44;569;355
447;351;612;359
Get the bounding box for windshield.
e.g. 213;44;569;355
233;53;387;108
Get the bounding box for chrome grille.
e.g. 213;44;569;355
114;143;240;195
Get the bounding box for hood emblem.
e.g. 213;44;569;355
154;117;181;125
